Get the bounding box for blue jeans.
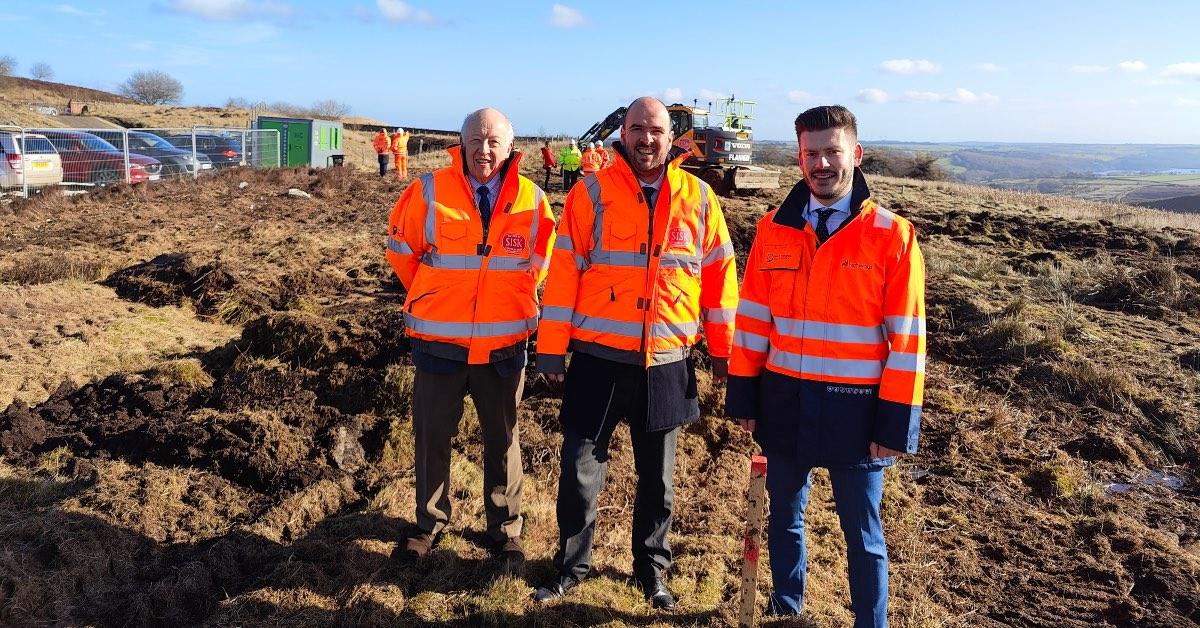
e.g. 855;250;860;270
765;455;888;627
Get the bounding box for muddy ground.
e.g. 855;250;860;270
0;153;1197;627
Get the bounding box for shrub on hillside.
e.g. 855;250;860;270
119;70;183;105
861;149;952;181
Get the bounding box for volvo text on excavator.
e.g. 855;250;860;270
577;96;780;196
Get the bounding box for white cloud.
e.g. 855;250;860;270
662;87;683;101
698;88;728;102
786;90;814;104
1164;62;1200;79
975;62;1002;73
900;88;998;104
166;0;294;22
377;0;435;23
857;88;892;104
1118;60;1147;72
903;90;943;103
129;40;155;51
1175;97;1200;107
1071;64;1110;73
550;4;586;28
879;59;941;75
55;4;105;16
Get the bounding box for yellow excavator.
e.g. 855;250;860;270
578;96;780;196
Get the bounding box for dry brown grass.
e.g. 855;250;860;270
0;282;237;408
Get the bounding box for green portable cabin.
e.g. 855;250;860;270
254;116;344;167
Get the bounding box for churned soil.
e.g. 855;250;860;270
0;155;1197;626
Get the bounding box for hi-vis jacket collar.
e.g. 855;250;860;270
773;168;872;232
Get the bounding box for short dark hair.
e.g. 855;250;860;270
794;105;858;141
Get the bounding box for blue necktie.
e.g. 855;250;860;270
815;208;836;243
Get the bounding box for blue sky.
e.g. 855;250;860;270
5;0;1200;143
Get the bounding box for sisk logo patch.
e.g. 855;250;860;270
668;227;692;248
841;260;875;271
502;233;527;254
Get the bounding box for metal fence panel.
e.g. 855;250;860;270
1;125;282;197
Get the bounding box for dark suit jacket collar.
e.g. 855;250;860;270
773;168;872;231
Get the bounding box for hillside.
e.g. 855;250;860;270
0;144;1196;626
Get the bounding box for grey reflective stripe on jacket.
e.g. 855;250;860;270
405;313;538;338
766;348;884;379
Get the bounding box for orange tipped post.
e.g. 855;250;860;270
738;455;768;627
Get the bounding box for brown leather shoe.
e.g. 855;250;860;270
394;531;436;562
494;537;526;576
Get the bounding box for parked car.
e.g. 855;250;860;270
155;132;243;169
0;132;65;192
38;130;162;186
91;130;213;178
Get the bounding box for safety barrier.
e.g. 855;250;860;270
0;125;281;197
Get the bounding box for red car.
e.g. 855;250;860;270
37;130;162;185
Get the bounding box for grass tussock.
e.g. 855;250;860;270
145;358;214;389
0;255;109;285
1053;355;1135;411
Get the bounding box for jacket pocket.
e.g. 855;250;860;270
605;218;639;251
440;219;470;241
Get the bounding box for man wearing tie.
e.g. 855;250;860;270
385;108;556;576
532;96;740;609
725;105;927;626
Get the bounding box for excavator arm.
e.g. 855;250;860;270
578;107;626;147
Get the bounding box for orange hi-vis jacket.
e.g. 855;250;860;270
595;145;610;169
390;131;410;155
536;143;739;372
373;131;391;155
580;147;602;174
386;146;557;364
725;170;926;462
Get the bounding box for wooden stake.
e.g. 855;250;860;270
738;455;768;627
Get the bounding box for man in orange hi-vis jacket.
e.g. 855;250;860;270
372;129;391;177
595;141;610;169
725;105;926;626
386;108;556;577
390;127;410;180
531;97;739;610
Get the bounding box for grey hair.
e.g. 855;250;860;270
460;108;515;144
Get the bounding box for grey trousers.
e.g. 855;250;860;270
412;365;525;542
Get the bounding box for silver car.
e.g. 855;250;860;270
0;132;65;191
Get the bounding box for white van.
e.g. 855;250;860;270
1;132;65;191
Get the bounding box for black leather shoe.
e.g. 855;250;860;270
531;573;580;602
637;576;676;610
493;537;526;577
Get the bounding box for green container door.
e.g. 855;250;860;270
257;119;311;167
286;122;311;167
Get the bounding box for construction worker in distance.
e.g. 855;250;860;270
725;105;927;626
594;141;610;169
385;107;556;578
540;139;558;191
391;127;411;180
579;141;601;177
558;138;582;191
532;96;739;610
373;128;391;177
